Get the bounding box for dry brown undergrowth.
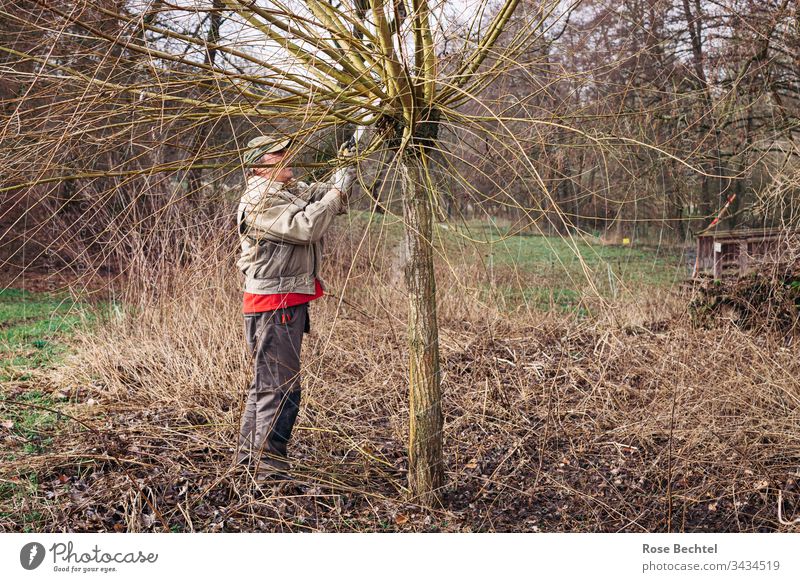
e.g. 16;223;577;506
3;223;800;532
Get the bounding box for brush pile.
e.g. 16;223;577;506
689;256;800;336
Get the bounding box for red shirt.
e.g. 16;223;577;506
243;278;323;314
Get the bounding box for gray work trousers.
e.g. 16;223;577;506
237;302;309;470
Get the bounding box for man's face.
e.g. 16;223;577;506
254;151;293;182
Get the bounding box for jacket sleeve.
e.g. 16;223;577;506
306;180;349;215
242;187;343;245
305;181;336;203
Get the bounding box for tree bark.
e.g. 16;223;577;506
681;0;720;222
187;0;224;196
401;153;444;506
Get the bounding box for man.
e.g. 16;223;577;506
235;135;355;480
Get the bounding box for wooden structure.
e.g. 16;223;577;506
693;227;795;280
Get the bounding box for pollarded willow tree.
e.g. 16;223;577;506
183;0;531;505
1;0;577;505
222;0;534;504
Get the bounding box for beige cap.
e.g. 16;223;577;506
243;136;292;166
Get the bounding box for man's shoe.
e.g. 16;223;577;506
255;470;290;484
253;456;290;482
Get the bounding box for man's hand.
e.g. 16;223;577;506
332;165;356;193
332;138;357;211
338;137;357;159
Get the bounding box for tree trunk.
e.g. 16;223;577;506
401;153;444;506
187;0;224;196
681;0;722;225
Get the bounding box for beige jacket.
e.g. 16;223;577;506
236;176;343;295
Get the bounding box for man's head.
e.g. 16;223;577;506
244;136;293;182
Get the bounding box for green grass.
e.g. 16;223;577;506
0;288;101;530
0;288;95;443
0;472;44;532
0;288;97;381
444;219;685;286
0;390;55;531
8;390;63;454
346;211;687;312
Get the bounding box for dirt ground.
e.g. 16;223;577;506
3;290;799;532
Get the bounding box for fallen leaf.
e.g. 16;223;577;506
465;459;478;470
1;420;14;430
394;514;409;525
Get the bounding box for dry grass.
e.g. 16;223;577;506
2;218;800;533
